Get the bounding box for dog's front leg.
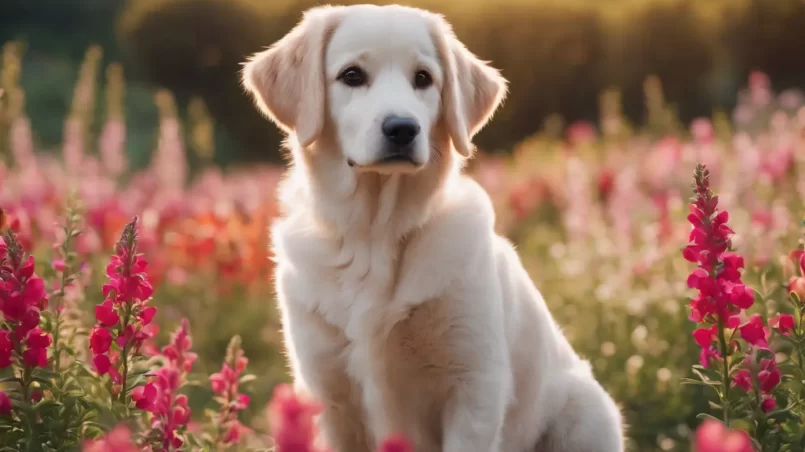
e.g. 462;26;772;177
279;295;371;452
442;363;509;452
441;295;511;452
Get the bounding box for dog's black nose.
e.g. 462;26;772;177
382;116;420;147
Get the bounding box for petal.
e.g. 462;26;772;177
693;328;714;348
138;306;157;326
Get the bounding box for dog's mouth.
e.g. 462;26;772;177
379;154;416;165
347;154;419;168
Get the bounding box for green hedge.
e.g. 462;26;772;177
118;0;805;163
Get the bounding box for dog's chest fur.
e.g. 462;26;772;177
273;206;462;449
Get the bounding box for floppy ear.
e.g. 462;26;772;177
431;17;508;157
241;7;342;147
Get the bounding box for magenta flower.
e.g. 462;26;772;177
0;330;12;368
90;217;157;410
761;395;776;413
769;313;795;336
131;381;159;411
82;424;140;452
222;421;248;444
22;327;52;367
90;326;113;355
738;315;769;348
210;338;252;447
94;300;120;327
732;369;752;392
0;231;53;371
684;165;754;327
732;355;780;413
268;383;326;452
139;319;195;450
0;390;11;415
694;419;753;452
378;435;414;452
102;246;153;304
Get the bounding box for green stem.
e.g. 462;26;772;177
796;310;805;402
21;366;31;404
717;315;731;425
119;302;132;408
52;309;61;373
53;219;76;373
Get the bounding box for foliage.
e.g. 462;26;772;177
117;0;805;163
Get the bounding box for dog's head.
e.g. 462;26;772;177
242;5;507;175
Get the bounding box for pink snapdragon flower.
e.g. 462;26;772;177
82;425;139;452
0;232;52;370
142;319;197;450
90;217;157;400
684;165;754;367
694;419;753;452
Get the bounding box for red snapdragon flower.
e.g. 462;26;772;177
769;313;795;336
210;339;252;446
0;390;11;415
0;330;12;368
684;166;753;322
82;425;140;452
222;421;248;444
142;319;196;451
91;217;157;389
738;315;769;348
732;355;780;413
683;165;755;367
694;419;753;452
0;231;52;369
788;249;805;301
761;395;776;413
22;327;52;367
132;381;159;411
95;300;119;327
693;324;730;368
90;326;113;355
160;318;197;374
378;435;414;452
268;383;327;452
102;251;153;304
267;383;416;452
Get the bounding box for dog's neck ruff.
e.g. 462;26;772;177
280;141;457;242
306;164;446;241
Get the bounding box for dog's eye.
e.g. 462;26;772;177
414;70;432;89
338;67;367;87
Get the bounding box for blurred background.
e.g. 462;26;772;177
3;0;805;451
4;0;805;165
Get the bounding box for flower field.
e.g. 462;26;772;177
2;42;805;451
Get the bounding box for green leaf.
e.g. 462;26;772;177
183;379;208;388
32;369;62;381
778;334;800;347
680;377;720;387
692;365;723;383
696;413;722;423
756;348;776;362
708;400;723;411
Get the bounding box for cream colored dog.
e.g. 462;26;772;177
242;4;623;452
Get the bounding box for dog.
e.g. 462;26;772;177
242;5;624;452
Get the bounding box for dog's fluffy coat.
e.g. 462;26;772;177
242;5;624;452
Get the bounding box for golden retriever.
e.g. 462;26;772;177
242;4;624;452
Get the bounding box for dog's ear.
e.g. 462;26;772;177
241;7;342;148
431;17;508;157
